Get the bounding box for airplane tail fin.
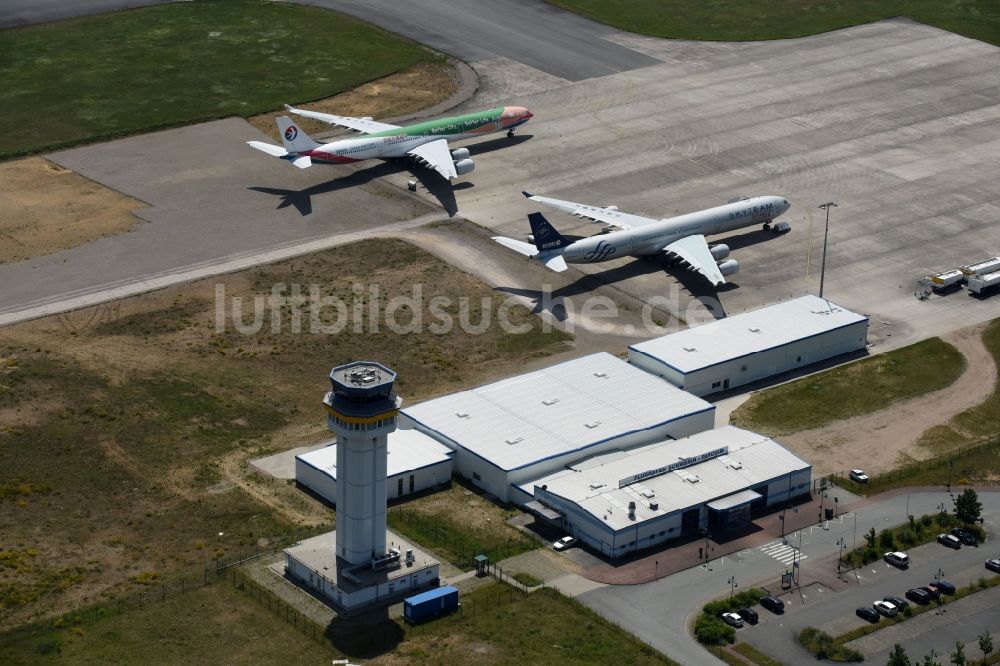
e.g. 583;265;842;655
528;212;568;252
276;116;320;153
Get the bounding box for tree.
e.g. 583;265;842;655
950;640;966;666
953;488;982;525
887;643;912;666
864;527;877;549
920;650;942;666
979;633;994;661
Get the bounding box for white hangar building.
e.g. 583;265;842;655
400;352;715;503
628;295;869;397
295;430;453;505
525;426;812;558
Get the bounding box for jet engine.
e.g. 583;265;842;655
451;147;470;161
717;259;740;276
710;244;730;261
454;158;475;175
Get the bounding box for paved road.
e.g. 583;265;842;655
574;491;1000;666
0;0;661;81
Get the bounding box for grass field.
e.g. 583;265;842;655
0;0;442;157
917;319;1000;454
0;581;334;665
549;0;1000;46
730;337;964;436
0;238;571;627
387;480;538;569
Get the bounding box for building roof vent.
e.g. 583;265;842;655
589;482;605;490
585;421;602;429
542;398;560;406
505;436;523;446
593;371;609;378
683;346;697;352
748;327;761;333
684;474;700;483
729;461;743;470
640;489;656;499
456;411;470;419
649;501;659;511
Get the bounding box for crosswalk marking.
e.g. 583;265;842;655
759;540;808;566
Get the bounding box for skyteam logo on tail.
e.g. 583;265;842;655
584;240;616;262
535;220;552;239
284;126;298;141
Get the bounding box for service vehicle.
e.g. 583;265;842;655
873;600;898;617
760;595;784;614
937;533;962;549
856;606;880;623
722;612;744;628
849;469;869;483
884;551;910;568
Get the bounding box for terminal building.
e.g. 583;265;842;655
628;295;869;396
524;426;812;558
295;431;454;506
401;352;715;503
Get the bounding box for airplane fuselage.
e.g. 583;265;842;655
558;196;790;264
298;106;532;164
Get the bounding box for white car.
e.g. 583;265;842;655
884;551;909;568
552;536;578;551
721;612;744;628
849;469;869;483
872;600;898;617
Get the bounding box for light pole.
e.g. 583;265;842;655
817;202;837;299
655;559;659;580
728;575;738;599
948;458;954;494
836;537;846;576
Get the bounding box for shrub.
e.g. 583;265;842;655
879;529;896;549
695;615;735;645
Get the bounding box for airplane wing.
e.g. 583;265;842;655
523;191;658;231
283;104;400;134
407;139;457;180
664;234;726;286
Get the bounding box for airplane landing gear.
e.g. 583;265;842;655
762;221;771;231
507;129;515;138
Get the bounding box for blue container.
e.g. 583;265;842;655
403;585;459;623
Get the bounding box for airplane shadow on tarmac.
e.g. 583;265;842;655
248;135;533;217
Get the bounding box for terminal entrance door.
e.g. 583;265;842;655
681;508;700;536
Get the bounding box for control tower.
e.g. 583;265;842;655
323;361;401;566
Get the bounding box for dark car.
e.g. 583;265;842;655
937;533;962;549
760;595;784;614
930;580;956;595
737;607;759;625
987;558;1000;574
856;606;880;623
952;527;978;546
905;588;931;605
919;585;941;600
884;595;909;611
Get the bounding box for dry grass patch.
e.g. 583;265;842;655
0;157;143;264
248;61;458;138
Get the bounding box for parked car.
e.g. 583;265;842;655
856;606;881;623
760;595;784;614
952;527;978;546
873;600;898;617
937;533;962;549
919;585;941;600
849;469;870;483
986;558;1000;574
905;588;931;605
884;551;910;568
722;612;744;628
884;595;909;611
552;536;577;551
737;607;759;625
930;580;956;595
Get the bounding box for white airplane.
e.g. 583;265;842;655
492;192;792;285
247;104;532;180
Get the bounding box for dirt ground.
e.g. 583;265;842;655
248;61;458;138
0;157;144;264
779;323;997;475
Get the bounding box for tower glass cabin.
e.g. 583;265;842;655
323;361;402;567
